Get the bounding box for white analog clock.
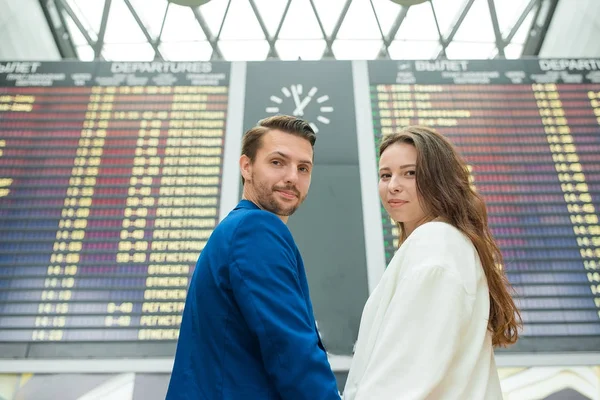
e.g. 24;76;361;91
265;84;334;133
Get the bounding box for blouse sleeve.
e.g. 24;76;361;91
353;265;473;400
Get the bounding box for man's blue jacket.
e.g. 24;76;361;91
166;200;340;399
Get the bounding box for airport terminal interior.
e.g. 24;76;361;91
1;0;600;398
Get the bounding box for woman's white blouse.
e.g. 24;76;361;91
343;222;504;400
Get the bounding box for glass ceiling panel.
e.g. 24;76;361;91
504;42;525;59
446;41;496;59
128;0;168;39
199;0;229;36
75;45;95;61
103;42;155;61
395;2;439;41
333;40;382;60
312;0;347;37
278;0;323;40
220;0;265;40
494;0;530;37
55;0;546;61
431;0;466;35
159;41;213;60
453;0;495;43
337;0;382;40
276;39;326;60
69;0;103;37
161;4;207;42
253;0;288;38
388;40;440;59
371;0;402;37
64;16;89;46
218;40;269;60
512;7;536;44
104;0;147;44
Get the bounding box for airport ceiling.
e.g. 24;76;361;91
39;0;559;61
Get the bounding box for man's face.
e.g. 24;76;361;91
240;129;313;220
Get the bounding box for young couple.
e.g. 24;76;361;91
166;115;522;400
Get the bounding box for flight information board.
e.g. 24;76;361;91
369;59;600;340
0;61;229;342
1;59;600;352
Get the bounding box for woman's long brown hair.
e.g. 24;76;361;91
380;126;522;347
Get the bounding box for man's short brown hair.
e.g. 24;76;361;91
241;115;316;161
240;115;316;183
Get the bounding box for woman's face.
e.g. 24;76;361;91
378;142;428;236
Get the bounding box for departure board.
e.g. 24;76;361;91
368;59;600;343
0;61;230;342
2;59;600;353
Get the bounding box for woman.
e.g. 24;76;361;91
343;126;521;400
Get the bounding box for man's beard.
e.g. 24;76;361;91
251;174;304;216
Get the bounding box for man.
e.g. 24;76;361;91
166;115;340;399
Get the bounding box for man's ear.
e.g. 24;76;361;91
239;154;252;182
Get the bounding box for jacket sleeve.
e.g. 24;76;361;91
353;265;472;400
229;211;340;400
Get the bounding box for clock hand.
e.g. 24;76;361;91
293;95;312;116
290;85;302;116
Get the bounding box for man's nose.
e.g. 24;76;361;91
284;166;299;184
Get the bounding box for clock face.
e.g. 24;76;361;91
244;61;365;356
264;84;334;133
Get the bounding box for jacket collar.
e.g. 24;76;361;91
234;199;260;211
